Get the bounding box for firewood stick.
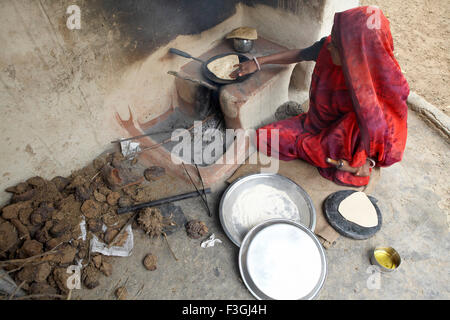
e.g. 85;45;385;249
0;243;63;267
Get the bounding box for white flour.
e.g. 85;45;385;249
231;184;299;231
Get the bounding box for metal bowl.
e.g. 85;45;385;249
219;173;316;247
370;246;401;272
233;38;254;53
239;219;327;300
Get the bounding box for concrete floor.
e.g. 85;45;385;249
73;109;449;300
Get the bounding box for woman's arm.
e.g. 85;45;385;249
258;49;304;65
230;37;326;78
229;50;303;78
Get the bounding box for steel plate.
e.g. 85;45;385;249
239;219;327;300
219;173;316;247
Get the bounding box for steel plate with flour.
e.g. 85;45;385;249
219;173;316;246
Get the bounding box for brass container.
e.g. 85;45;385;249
370;246;401;272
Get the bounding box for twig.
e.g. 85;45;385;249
0;260;48;281
0;243;64;267
127;115;215;159
194;164;211;217
90;170;102;182
0;233;31;255
163;233;178;261
182;163;211;217
0;266;24;281
8;280;26;300
133;283;145;299
107;213;137;248
67;289;72;300
13;294;66;300
110;130;176;144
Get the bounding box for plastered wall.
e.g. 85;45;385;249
0;0;358;205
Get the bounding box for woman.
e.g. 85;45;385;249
231;6;409;187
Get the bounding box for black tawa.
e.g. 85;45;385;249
169;48;252;85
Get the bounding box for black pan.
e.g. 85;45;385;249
169;48;252;85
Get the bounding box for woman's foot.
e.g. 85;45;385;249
326;158;373;177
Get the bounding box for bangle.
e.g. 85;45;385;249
253;56;261;71
367;157;376;168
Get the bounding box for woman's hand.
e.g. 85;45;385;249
326;158;372;177
229;60;259;79
229;49;306;79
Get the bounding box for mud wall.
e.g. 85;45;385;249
0;0;358;205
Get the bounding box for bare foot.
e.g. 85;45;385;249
326;158;373;177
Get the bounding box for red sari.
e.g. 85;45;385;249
257;7;410;187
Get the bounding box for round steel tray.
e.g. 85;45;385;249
219;173;316;247
239;219;327;300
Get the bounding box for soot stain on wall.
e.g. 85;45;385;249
84;0;323;63
95;0;241;62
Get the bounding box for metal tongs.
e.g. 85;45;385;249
182;163;211;217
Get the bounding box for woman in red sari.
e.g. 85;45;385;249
231;6;409;187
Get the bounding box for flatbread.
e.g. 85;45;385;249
338;192;378;228
207;55;240;80
226;27;258;40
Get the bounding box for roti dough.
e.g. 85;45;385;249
207;55;239;80
338;192;378;228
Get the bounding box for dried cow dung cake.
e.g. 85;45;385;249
82;265;100;289
0;221;18;252
143;253;157;271
0;149;154;297
144;166;166;181
106;192;120;206
185;220;208;239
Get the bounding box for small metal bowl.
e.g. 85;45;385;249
233;38;254;53
370;246;401;272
